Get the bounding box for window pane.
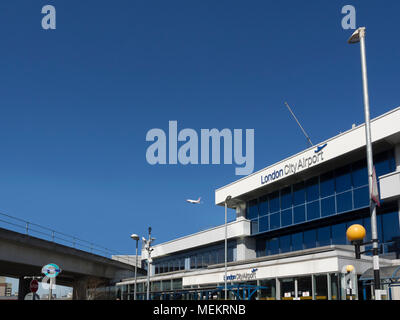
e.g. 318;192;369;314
335;165;352;192
293;182;305;206
353;186;369;209
331;222;347;245
374;152;390;177
281;187;292;209
268;238;279;255
259;216;269;233
270;213;280;230
352;160;368;187
304;229;316;249
320;171;335;197
382;211;400;243
281;209;293;227
256;239;266;258
336;191;352;213
292;232;303;251
318;226;331;246
321;196;336;217
269;192;280;213
294;205;305;224
280;235;291;253
247;199;259;219
306;177;319;202
251;219;259;234
259;195;269;216
307;201;320;221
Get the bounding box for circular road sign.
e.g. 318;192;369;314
30;279;39;293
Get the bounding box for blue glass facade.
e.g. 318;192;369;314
255;209;400;258
153;241;236;275
247;150;395;235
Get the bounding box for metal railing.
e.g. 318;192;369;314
0;211;134;265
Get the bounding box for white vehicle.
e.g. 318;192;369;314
186;197;201;204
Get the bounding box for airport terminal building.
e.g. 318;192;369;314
117;107;400;300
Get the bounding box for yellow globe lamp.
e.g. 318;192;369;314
346;224;366;242
346;265;355;273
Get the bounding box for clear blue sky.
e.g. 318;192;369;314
0;0;399;259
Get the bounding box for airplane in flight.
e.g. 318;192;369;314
186;197;201;204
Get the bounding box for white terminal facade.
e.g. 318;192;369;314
117;107;400;300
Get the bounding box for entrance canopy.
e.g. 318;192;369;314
360;265;400;283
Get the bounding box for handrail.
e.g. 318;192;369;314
0;211;135;266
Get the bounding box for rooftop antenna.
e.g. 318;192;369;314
284;101;313;147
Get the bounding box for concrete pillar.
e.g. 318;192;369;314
235;202;246;220
73;277;89;300
17;277;31;300
236;237;256;261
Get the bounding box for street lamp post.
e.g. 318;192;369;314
142;227;155;300
348;27;381;297
130;233;140;300
224;195;232;300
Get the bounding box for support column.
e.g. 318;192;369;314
17;277;31;300
72;277;89;300
395;144;400;235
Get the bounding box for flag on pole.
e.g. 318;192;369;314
371;166;380;207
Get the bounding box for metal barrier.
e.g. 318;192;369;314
0;211;132;265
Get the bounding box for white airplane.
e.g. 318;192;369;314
186;197;201;204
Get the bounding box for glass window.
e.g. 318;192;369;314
259;195;268;216
203;253;209;267
331;222;347;245
281;278;295;300
292;232;303;251
318;226;331;246
321;196;336;217
298;276;312;300
281;209;293;227
280;235;291;253
330;273;340;300
251;219;259;234
335;165;352;192
247;199;258;219
259;215;269;232
259;279;276;300
294;205;305;224
268;238;279;255
314;275;328;300
190;256;196;269
306;201;320;221
269;191;280;213
270;212;280;230
281;187;292;209
172;279;182;290
374;152;390;177
352;160;368;187
217;248;224;264
162;280;171;291
293;182;305;206
303;229;316;249
306;177;319;202
382;211;400;243
256;239;266;258
353;186;369;209
320;171;335;197
336;191;352;213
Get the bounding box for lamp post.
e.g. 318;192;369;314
348;27;381;297
130;233;140;300
142;227;155;300
224;195;232;300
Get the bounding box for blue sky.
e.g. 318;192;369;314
0;0;399;270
